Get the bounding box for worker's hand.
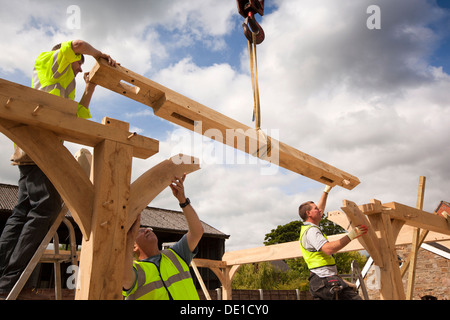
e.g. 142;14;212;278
324;185;333;194
98;52;118;67
127;214;141;243
83;72;96;86
170;173;187;203
347;224;368;241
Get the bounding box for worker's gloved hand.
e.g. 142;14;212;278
323;185;332;194
347;225;368;241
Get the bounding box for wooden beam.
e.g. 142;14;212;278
0;79;159;160
88;58;360;190
341;200;384;266
406;176;426;300
221;228;450;267
0;119;94;238
76;138;133;300
382;202;450;235
127;154;200;229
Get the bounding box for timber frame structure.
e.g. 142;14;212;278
0;58;448;300
0;57;359;299
0;77;200;299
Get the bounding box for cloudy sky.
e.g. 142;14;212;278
0;0;449;252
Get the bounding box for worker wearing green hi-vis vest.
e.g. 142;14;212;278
298;185;368;300
123;174;204;300
0;40;117;297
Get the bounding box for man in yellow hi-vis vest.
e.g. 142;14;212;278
298;186;368;300
123;174;204;300
0;40;117;297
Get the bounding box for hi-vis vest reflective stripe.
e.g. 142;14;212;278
299;225;336;270
32;40;91;119
32;41;78;100
124;249;199;300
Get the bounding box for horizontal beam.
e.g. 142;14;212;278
0;78;159;160
381;202;450;235
221;228;450;266
89;59;360;190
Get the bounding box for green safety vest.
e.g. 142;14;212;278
11;41;92;165
32;40;91;119
123;249;200;300
299;224;336;270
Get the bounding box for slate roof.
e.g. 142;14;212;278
0;183;18;212
140;206;228;238
0;183;228;238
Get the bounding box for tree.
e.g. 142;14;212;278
264;217;346;246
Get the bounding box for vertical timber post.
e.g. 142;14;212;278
76;119;133;300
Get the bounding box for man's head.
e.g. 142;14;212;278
52;43;85;77
299;201;323;224
133;227;159;260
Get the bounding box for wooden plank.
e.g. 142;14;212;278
0;78;159;159
382;202;450;235
88;58;360;190
127;154;200;229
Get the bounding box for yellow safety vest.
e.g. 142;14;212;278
300;225;336;270
32;40;91;119
123;249;199;300
11;41;92;165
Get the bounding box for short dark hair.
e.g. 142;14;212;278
52;43;85;63
298;201;314;220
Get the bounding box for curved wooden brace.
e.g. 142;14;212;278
341;200;384;267
0;119;94;238
127;154;200;230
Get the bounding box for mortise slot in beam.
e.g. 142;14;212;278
170;112;195;127
119;80;140;95
320;176;334;184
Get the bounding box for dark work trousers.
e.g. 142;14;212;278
0;165;62;293
309;273;362;300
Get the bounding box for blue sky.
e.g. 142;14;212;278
1;0;449;252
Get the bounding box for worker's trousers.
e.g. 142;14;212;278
0;165;62;293
309;273;362;300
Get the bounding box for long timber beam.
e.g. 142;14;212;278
89;58;360;189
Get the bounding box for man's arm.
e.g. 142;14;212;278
317;185;332;213
170;174;204;252
71;40;117;66
78;72;96;110
123;214;140;291
320;225;368;255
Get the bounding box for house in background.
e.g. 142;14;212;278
0;183;229;296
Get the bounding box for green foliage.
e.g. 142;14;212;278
232;262;309;291
263;217;346;246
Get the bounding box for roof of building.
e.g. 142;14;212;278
0;183;228;239
0;183;19;212
140;206;228;238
